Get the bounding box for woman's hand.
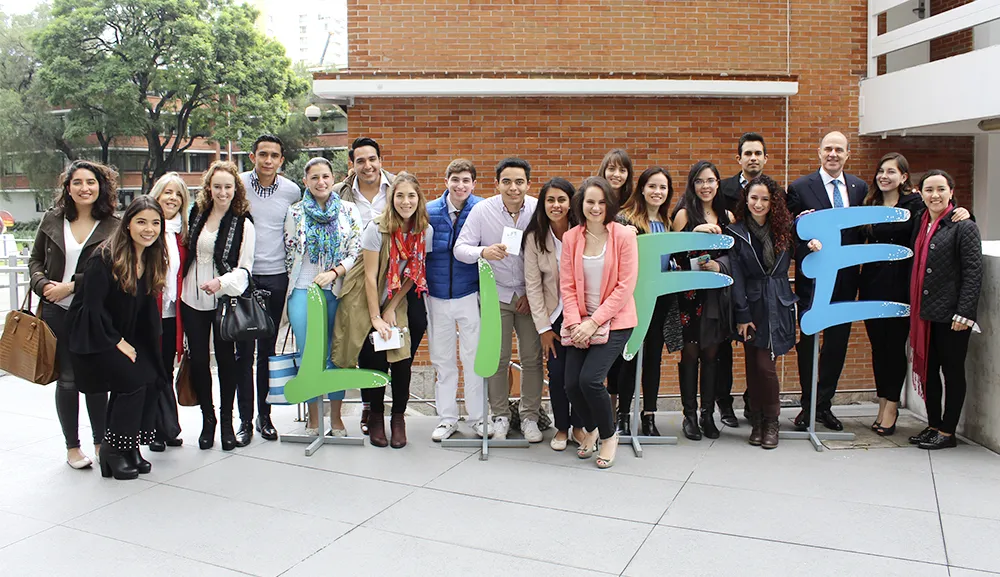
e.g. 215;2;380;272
381;307;397;328
699;259;720;273
571;319;599;344
952;207;971;222
313;270;338;288
117;338;137;363
737;322;756;340
625;224;639;235
42;281;73;302
540;330;558;359
951;319;971;332
807;239;822;252
200;278;222;295
693;223;722;234
372;316;393;341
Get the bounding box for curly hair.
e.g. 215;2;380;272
56;160;119;221
196;161;249;216
736;174;792;255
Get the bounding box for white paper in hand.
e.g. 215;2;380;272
501;226;524;256
372;327;402;352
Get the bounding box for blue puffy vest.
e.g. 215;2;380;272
426;191;482;299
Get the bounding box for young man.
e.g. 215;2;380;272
717;132;770;428
425;159;488;440
241;134;302;443
454;158;544;442
786;131;868;432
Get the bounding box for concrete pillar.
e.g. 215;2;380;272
973;135;1000;240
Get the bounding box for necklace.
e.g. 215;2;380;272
585;228;607;241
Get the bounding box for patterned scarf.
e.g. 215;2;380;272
909;205;951;400
386;226;427;299
302;190;344;270
745;215;776;272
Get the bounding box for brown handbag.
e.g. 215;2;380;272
175;353;198;407
0;291;58;385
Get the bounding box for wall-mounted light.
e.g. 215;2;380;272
913;0;926;19
978;117;1000;132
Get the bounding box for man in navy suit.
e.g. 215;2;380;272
786;131;868;431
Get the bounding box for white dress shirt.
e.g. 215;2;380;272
820;168;850;208
352;173;391;227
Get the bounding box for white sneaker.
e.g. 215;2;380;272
472;420;493;439
522;419;543;443
492;417;510;441
431;422;458;442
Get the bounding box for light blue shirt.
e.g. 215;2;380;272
454;194;538;303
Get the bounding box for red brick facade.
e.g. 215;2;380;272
334;0;976;398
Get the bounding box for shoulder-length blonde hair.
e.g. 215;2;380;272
149;172;190;241
382;172;429;234
196;161;249;216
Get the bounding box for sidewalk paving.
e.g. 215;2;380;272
1;373;999;576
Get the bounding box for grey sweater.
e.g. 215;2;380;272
242;171;302;275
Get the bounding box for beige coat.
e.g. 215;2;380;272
523;229;562;334
330;216;411;368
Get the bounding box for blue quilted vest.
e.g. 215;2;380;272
426;191;482;299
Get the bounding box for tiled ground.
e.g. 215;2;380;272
2;374;999;577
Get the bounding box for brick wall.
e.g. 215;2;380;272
343;0;977;400
930;0;975;61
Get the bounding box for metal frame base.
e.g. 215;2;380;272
618;434;677;457
779;430;856;451
441;436;530;461
279;403;365;456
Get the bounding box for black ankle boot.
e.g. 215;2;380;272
199;412;217;450
699;359;720;439
148;440;166;452
616;413;631;436
100;439;139;480
641;413;660;436
682;414;702;440
220;415;237;451
124;448;152;474
700;409;720;439
235;420;253;447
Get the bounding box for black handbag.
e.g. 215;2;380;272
215;270;276;342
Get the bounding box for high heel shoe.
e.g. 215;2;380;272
124;449;152;474
616;413;631;436
220;416;237;451
640;413;660;436
99;444;139;480
577;430;598;459
199;412;217;450
596;433;619;469
875;408;899;437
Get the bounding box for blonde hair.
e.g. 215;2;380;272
383;172;429;234
149;172;190;241
196;161;249;216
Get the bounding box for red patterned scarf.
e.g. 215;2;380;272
386;227;427;299
909;205;951;399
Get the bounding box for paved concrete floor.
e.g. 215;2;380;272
2;373;999;576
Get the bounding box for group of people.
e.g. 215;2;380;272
28;129;982;480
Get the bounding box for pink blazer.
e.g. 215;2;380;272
559;221;638;331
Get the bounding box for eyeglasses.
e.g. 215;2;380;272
694;178;718;187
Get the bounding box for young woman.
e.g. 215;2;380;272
671;161;733;441
860;154;969;436
331;172;432;449
726;175;802;449
149;172;189;451
523;178;584;451
909;170;982;450
614;166;682;436
284;157;363;436
560;176;638;469
66;196;169;480
181;161;257;451
28;160;117;469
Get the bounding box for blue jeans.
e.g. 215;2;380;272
286;288;345;401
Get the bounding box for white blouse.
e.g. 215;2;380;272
57;218;98;309
181;220;256;312
582;243;607;317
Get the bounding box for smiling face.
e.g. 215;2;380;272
250;142;283;179
305;162;334;204
130;208;162;249
694;168;719;204
920;175;953;218
642;173;670;209
210;171;236;211
876;159;907;194
393;181;419;221
818;132;850;177
604;162;629;195
496;166;529;207
582;185;607;226
157;184;184;220
543;186;571;225
352;145;382;187
746;184;771;222
446;171;476;205
68;168;100;209
738;140;767;179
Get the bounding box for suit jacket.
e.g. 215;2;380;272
786;170;868;308
523;229;562;334
719;173;745;215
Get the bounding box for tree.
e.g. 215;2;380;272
36;0;307;192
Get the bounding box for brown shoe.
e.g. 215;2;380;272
367;413;388;447
360;408;370;436
761;417;779;449
748;412;762;446
390;413;407;449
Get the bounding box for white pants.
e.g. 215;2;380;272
426;293;484;424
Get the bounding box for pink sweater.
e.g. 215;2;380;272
559;221;638;331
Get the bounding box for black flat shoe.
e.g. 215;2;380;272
616;413;631;436
199;413;217;450
255;415;278;441
165;437;184;447
909;427;936;445
236;420;253;447
682;415;702;441
148;440;166;453
719;406;739;428
640;413;660;436
918;431;957;450
700;410;720;439
817;409;843;431
124;449;152;474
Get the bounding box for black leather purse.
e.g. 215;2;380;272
215;269;276;342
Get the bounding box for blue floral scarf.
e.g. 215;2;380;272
302;190;345;269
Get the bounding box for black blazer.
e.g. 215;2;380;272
719;173;744;215
786;170;868;307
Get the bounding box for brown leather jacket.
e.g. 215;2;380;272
28;208;119;301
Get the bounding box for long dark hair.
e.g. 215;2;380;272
102;196;168;295
865;152;913;207
523;178;578;253
620;166;674;233
736;174;792;255
55;160;119;222
674;161;729;228
596;148;634;205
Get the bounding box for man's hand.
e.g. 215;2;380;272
482;244;508;261
515;295;531;315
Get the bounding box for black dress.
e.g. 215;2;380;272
677;220;732;348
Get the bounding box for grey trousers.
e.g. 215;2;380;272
487;295;544;422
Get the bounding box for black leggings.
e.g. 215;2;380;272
864;317;909;403
358;335;413;414
682;341;719;412
925;322;971;435
181;303;254;419
565;329;632;440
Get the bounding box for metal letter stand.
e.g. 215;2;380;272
619;349;677;456
440;369;530;460
778;336;855;451
280;398;365;456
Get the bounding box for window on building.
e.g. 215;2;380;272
116;189;135;210
188;154;210;173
